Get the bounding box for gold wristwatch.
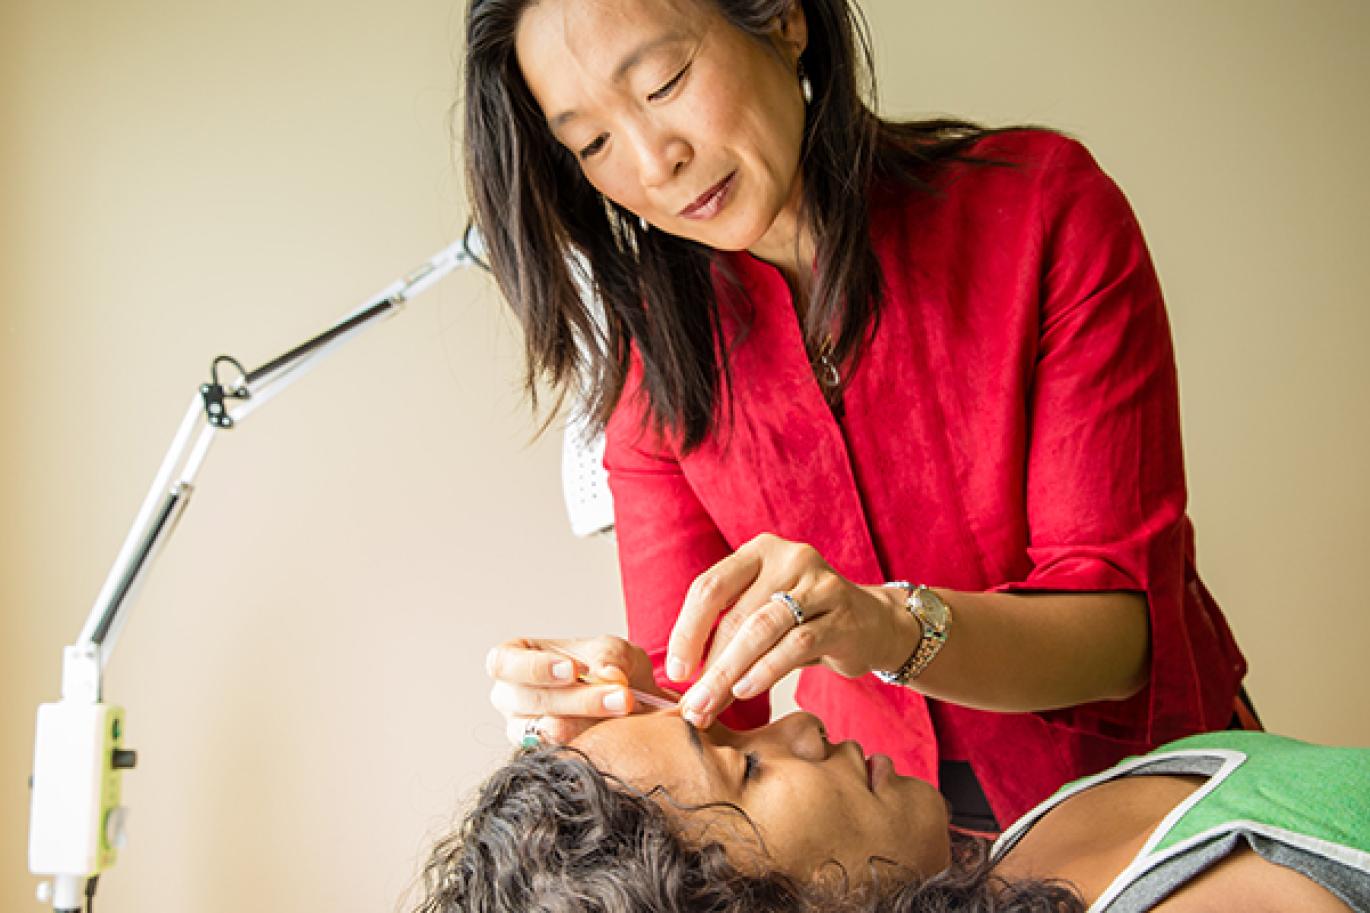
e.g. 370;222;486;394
874;582;952;686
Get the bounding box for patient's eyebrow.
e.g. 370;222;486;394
680;718;741;796
684;718;705;761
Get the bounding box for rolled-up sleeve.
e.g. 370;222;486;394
990;138;1242;741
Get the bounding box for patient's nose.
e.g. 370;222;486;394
764;711;828;761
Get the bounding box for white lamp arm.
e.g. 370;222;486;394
28;231;482;913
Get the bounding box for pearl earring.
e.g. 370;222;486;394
801;74;813;104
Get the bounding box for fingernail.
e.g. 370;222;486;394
603;690;627;714
666;655;688;682
682;687;712;718
552;660;575;681
732;675;755;700
485;648;498;676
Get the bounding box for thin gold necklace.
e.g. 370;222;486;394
814;338;841;391
812;336;845;420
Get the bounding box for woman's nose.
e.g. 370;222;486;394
630;122;690;189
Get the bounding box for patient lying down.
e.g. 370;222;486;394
417;711;1370;913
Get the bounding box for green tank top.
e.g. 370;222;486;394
992;731;1370;911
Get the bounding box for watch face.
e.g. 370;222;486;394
916;588;949;630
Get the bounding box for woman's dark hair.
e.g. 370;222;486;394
464;0;1021;451
416;747;1083;913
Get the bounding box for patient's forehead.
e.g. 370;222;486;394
573;713;710;800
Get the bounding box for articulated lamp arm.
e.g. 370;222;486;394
27;232;482;913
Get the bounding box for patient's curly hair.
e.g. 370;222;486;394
416;747;1084;913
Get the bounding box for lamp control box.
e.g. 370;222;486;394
29;701;132;878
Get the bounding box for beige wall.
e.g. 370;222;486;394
2;1;1366;910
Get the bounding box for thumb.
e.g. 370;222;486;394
593;663;630;686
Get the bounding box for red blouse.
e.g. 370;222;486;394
603;130;1246;824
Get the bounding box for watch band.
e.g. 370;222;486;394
874;581;952;686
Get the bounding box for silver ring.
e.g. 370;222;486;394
771;590;805;626
520;718;542;750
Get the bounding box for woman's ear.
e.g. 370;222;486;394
775;0;808;62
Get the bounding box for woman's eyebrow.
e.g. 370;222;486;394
612;30;689;81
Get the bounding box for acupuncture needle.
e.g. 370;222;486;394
544;644;680;711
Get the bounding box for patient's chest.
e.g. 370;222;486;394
995;774;1202;904
997;773;1352;912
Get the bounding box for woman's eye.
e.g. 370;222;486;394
743;752;762;783
648;64;690;102
578;134;607;160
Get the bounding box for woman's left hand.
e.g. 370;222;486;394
667;533;912;729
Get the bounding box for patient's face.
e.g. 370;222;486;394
573;711;950;881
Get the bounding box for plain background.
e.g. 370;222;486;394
2;1;1367;910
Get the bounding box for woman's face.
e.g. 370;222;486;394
573;711;951;881
514;0;810;260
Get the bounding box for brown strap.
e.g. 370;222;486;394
1230;686;1263;731
940;759;1001;836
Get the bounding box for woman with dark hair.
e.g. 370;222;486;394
417;709;1370;912
466;0;1250;832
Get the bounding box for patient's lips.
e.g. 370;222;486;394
840;739;896;793
866;753;892;792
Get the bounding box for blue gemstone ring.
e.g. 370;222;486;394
770;590;806;626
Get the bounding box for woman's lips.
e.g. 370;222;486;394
678;171;736;220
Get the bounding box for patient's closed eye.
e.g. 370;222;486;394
743;751;761;783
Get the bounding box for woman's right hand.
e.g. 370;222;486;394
485;635;674;746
